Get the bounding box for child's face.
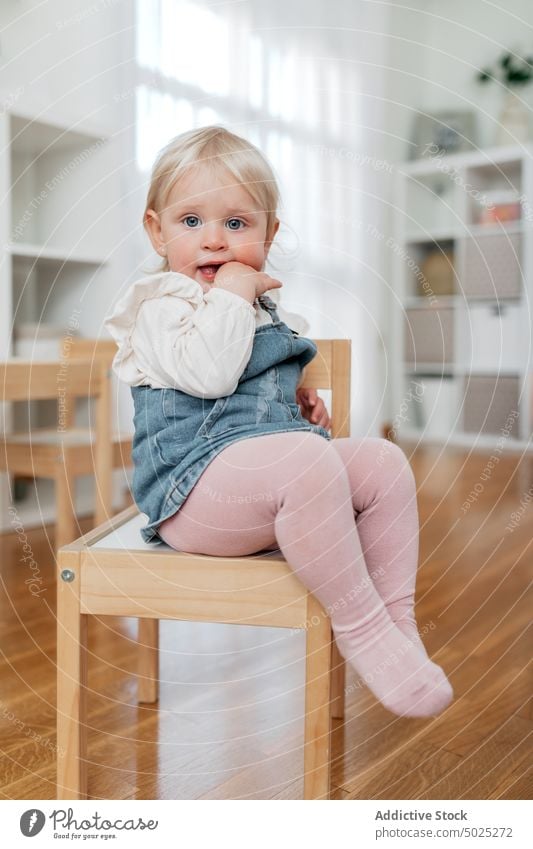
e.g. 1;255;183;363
145;165;277;292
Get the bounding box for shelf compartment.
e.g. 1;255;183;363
403;305;454;365
8;243;108;266
404;229;458;243
10;113;104;155
457;301;525;373
9;113;111;257
402;373;459;440
466;158;522;192
460;230;522;298
11;259;101;341
466;221;524;237
401;144;529;177
461;375;521;437
403;174;458;236
404;239;457;299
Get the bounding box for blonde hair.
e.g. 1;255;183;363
144;126;280;273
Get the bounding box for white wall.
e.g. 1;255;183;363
423;0;533;147
0;0;129;136
382;0;533;161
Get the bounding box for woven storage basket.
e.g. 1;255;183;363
404;306;454;365
462;231;522;298
462;375;520;436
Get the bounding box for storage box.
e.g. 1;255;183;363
462;232;522;298
458;302;524;371
475;189;521;226
462;375;520;436
404;306;454;364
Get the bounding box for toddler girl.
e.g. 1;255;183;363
104;126;453;719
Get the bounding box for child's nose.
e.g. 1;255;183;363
201;221;227;251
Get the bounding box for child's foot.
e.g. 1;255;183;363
380;600;434;662
392;617;430;658
333;620;453;718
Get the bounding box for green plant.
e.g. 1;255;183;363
478;49;533;87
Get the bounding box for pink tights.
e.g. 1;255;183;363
158;432;453;718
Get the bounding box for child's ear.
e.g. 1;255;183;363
264;218;280;258
144;208;164;253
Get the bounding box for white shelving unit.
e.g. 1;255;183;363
391;144;533;451
0;110;127;531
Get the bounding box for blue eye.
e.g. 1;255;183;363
183;215;200;227
226;218;244;230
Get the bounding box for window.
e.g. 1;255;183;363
134;0;362;273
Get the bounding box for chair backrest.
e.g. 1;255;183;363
66;338;118;367
306;340;351;438
64;338;351;437
0;358;112;522
1;359;107;402
64;340;133;495
59;338;117;430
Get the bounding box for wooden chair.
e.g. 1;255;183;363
1;339;133;548
56;339;351;800
67;339;133;485
0;358;112;547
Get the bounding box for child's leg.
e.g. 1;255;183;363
158;431;452;718
330;437;426;652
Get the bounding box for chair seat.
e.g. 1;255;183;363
90;510;284;559
90;512;169;550
71;507;298;626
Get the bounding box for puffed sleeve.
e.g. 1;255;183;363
104;272;257;398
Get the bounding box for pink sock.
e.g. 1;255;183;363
331;438;436;660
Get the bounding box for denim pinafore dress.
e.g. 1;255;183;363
130;294;331;543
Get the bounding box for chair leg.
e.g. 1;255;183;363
330;636;346;720
57;550;88;800
55;463;78;550
303;593;332;800
138;618;159;703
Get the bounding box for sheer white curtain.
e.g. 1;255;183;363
133;0;389;434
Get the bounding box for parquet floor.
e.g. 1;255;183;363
1;442;531;799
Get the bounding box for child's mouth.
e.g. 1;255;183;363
198;263;225;281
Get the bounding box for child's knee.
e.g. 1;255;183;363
377;439;416;490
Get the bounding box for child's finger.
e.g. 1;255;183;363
314;405;330;428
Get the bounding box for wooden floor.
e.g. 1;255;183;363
1;442;531;800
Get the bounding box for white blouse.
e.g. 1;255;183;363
104;271;310;399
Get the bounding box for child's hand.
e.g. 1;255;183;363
296;387;332;430
214;261;283;300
